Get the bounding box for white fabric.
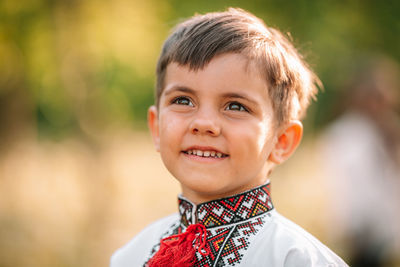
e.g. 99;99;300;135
111;214;179;267
111;210;347;267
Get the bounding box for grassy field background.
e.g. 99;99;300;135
0;129;342;267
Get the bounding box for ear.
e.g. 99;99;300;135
148;105;160;152
269;120;303;164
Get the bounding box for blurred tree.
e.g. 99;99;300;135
0;0;398;143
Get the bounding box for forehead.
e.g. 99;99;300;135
162;53;268;97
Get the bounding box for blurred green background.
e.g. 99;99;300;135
1;0;399;142
0;0;399;266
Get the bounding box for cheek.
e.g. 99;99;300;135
256;121;270;150
258;120;276;153
236;120;275;163
229;122;265;155
158;120;180;168
159;113;186;148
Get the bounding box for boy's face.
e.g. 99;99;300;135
149;53;282;203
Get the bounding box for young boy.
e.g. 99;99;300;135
111;8;347;267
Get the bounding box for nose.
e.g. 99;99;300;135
189;109;221;137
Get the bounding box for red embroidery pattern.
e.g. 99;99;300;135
179;184;273;227
194;217;265;266
146;184;273;267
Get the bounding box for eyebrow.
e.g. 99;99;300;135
163;85;195;96
221;92;259;105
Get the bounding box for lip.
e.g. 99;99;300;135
182;146;228;155
181;145;229;162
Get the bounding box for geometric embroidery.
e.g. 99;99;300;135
179;198;193;227
214;216;265;266
195;226;234;266
193;216;266;267
179;183;273;227
146;183;273;267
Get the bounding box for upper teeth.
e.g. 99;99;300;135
186;150;224;158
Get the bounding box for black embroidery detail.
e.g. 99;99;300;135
147;183;273;266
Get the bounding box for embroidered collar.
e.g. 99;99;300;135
178;183;274;228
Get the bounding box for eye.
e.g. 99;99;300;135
225;102;248;112
172;96;194;106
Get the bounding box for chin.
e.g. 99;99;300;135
181;180;254;204
178;177;233;200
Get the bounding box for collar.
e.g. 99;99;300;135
178;183;274;228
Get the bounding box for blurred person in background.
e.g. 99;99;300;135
318;54;400;267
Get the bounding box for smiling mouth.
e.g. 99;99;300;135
182;149;228;158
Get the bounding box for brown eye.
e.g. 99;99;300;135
226;102;248;112
172;96;194;106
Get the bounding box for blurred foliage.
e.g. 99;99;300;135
0;2;399;267
0;0;399;142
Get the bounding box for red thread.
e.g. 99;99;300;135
147;223;209;267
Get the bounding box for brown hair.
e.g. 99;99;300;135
155;8;321;124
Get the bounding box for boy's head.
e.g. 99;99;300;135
155;8;320;125
148;8;321;203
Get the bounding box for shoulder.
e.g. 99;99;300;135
110;213;179;267
242;211;348;266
